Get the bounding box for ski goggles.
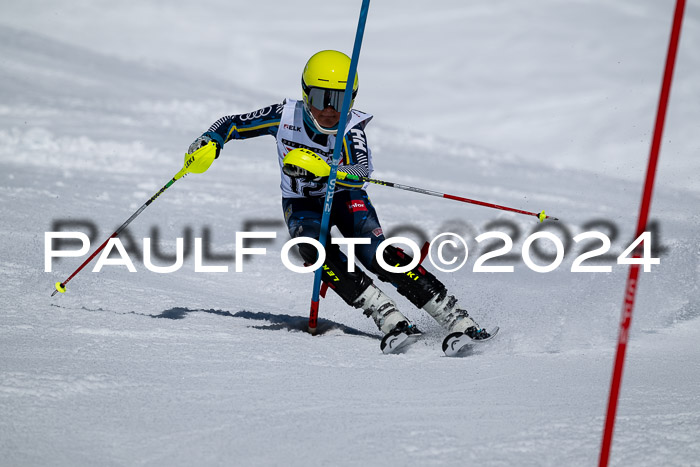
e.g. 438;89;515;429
304;86;357;111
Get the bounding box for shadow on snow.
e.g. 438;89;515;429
49;303;378;340
153;307;379;339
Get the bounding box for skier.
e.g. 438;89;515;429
187;50;491;342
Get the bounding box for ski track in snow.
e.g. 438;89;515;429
1;5;700;467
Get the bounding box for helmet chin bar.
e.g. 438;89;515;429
303;101;340;135
311;115;338;135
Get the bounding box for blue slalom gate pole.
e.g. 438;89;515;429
308;0;371;333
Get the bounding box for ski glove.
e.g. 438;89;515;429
282;147;337;182
188;135;221;159
282;164;327;182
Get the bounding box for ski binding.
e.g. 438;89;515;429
442;326;499;357
380;329;421;354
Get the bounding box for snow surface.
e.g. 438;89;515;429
1;1;700;466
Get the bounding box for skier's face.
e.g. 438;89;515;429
310;105;340;129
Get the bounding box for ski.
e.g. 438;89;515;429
442;326;499;357
380;329;422;354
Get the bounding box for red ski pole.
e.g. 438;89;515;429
283;149;559;223
51;168;187;296
343;173;558;222
51;142;219;296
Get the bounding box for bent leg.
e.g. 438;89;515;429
283;196;413;333
371;244;483;333
283;197;372;305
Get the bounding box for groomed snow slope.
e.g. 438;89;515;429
1;8;699;467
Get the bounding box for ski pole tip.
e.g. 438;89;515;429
52;282;66;296
538;210;559;222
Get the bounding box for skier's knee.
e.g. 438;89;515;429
322;254;373;306
300;242;373;306
297;240;322;264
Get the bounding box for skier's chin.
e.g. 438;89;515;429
318;117;340;128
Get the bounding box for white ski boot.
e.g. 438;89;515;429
354;284;422;354
354;284;416;335
423;292;491;340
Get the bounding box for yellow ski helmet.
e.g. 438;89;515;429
301;50;359;134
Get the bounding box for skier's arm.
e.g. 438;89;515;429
337;122;371;189
189;102;284;152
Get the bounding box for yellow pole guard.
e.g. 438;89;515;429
55;282;66;293
539;210;547;222
283;148;332;178
183;141;218;175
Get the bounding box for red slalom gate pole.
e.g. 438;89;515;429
598;1;686;466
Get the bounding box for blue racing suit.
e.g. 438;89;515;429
200;100;446;309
